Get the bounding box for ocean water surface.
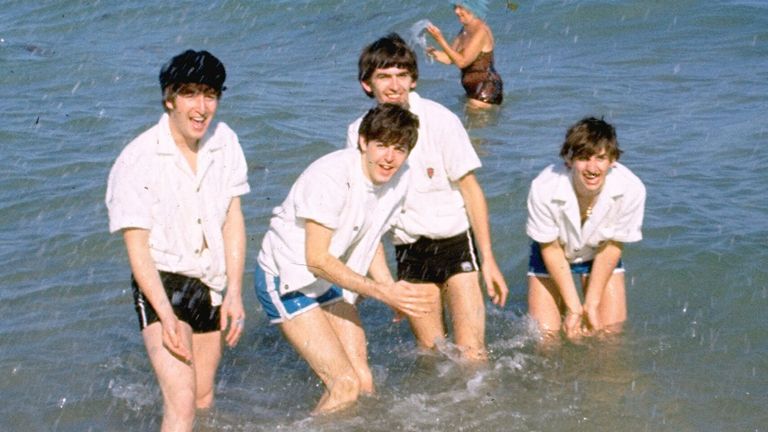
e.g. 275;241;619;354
1;0;766;430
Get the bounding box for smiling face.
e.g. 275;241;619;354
361;66;417;107
454;5;475;24
359;137;410;185
568;149;614;199
164;84;219;149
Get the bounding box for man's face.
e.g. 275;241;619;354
568;149;614;198
359;137;410;185
165;85;218;147
361;66;416;106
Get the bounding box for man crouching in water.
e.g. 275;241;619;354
254;104;438;414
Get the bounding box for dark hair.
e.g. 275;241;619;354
358;33;419;98
358;103;419;152
159;50;226;94
560;117;622;162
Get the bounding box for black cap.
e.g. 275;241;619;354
159;49;226;93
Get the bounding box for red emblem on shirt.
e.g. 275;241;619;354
427;167;434;179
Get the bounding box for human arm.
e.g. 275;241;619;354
220;196;246;347
458;172;508;307
123;228;192;362
538;240;582;339
581;241;623;333
425;46;453;65
426;24;488;69
367;242;395;285
367;242;406;322
304;220;437;317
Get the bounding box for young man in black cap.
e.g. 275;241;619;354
106;50;249;431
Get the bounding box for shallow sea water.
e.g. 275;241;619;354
0;1;766;430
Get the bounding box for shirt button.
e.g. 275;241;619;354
197;218;202;224
194;249;200;254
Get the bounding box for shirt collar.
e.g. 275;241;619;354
407;91;423;116
155;113;223;156
550;162;625;204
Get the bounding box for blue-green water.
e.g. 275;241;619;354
1;1;766;430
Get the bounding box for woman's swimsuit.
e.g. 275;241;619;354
460;51;503;105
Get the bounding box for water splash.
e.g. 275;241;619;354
408;19;434;63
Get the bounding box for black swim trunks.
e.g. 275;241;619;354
395;230;480;284
132;271;221;333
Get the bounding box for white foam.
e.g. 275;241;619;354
408;19;434;63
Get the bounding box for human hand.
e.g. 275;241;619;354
425;24;445;43
220;293;246;348
582;303;602;335
482;260;508;307
562;310;583;341
387;280;439;318
160;315;193;363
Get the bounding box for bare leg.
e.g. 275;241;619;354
404;282;446;350
191;331;223;409
322;301;374;394
279;306;360;415
443;271;487;361
142;322;197;432
584;272;627;333
527;275;565;338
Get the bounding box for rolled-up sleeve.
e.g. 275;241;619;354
608;180;646;243
227;133;251;198
526;181;559;244
106;151;154;233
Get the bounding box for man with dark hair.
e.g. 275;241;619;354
255;104;436;414
526;117;645;340
106;49;248;431
347;34;508;362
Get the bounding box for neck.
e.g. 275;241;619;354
169;125;200;154
577;193;597;224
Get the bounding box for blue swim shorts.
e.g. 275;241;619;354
254;265;345;324
526;242;625;277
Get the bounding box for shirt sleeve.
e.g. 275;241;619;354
292;157;348;230
440;112;482;181
105;149;155;233
607;178;646;243
346;118;362;150
225;130;251;198
525;175;559;243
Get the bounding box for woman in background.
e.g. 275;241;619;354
426;0;503;109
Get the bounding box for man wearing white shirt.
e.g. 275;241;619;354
346;33;508;362
526;117;646;340
106;50;248;431
255;104;436;415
